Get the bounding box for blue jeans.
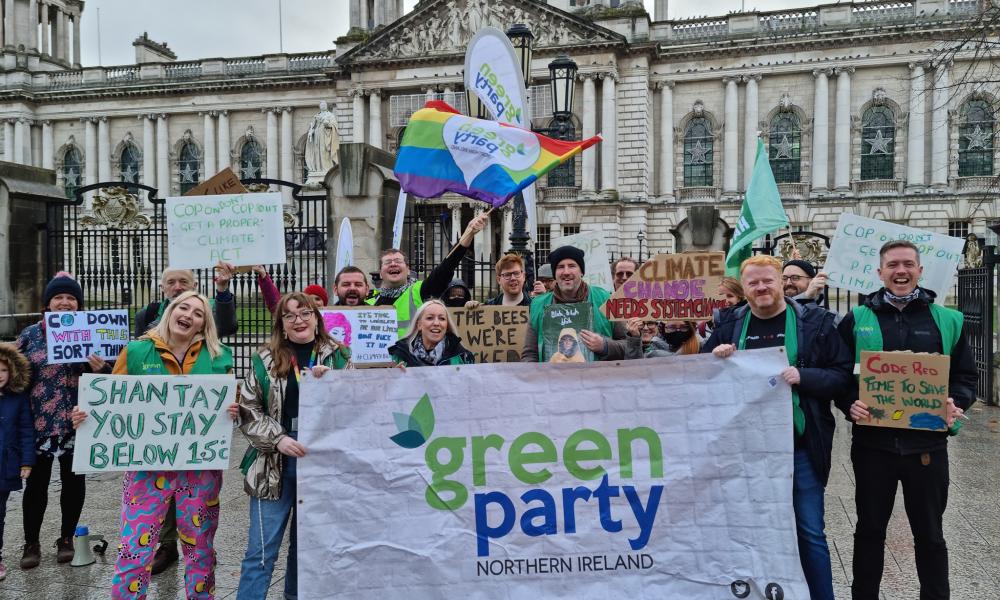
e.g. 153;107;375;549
236;452;297;600
793;448;834;600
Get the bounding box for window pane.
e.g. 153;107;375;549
120;144;140;184
684;117;714;187
959;99;994;177
240;140;264;179
861;106;895;180
179;143;200;194
768;113;801;183
62;148;81;199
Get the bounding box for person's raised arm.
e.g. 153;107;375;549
253;265;280;315
420;212;490;301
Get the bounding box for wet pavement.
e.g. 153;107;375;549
2;404;998;599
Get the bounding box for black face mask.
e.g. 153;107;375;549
663;330;692;347
443;295;468;308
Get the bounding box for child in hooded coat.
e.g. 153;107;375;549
0;343;35;580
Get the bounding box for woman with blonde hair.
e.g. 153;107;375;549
72;290;236;600
235;292;350;600
388;299;474;367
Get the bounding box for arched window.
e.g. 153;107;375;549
860;106;895;180
239;139;264;179
61;147;82;199
683;117;714;187
768;112;801;183
178;142;200;194
119;143;140;184
959;99;994;177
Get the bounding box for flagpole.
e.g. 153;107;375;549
444;206;495;260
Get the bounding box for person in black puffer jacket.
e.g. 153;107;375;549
389;299;474;367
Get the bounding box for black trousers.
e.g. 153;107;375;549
851;446;950;600
22;451;86;543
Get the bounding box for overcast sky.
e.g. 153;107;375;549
79;0;809;66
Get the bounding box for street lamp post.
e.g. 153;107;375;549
503;24;578;283
637;230;646;263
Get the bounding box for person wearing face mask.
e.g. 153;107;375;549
704;255;853;600
235;292;350;600
71;290;238;600
626;320;700;358
16;272;110;569
388;300;474;367
442;280;473;309
837;240;976;600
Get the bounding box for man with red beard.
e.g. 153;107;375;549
837;240;975;600
703;254;852;600
333;266;370;306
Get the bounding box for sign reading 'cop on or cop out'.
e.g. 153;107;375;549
166;192;286;269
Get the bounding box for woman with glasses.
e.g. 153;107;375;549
235;292;350;600
626;319;702;358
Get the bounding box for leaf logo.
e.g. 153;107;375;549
389;393;435;449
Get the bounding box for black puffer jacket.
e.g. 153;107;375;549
388;333;475;367
702;298;854;486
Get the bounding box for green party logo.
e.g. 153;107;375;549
389;394;435;449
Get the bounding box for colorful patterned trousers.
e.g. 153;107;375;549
110;470;222;600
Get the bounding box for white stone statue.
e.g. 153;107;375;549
305;101;340;177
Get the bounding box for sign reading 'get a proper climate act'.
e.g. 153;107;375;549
297;350;808;600
72;374;236;473
166;192;286;269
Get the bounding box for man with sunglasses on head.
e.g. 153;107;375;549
612;257;638;291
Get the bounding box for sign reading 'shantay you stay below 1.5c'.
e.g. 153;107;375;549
72;374;236;473
166;192;286;269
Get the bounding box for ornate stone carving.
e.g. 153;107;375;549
872;87;889;106
305;101;340;178
777;234;828;265
692;100;705;118
963;233;983;268
80;187;152;230
778;92;793;112
352;0;616;62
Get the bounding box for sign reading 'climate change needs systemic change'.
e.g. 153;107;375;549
297;350;808;599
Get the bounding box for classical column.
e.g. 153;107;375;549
156;114;169;194
217;110;230;170
97;117;110;181
907;63;926;187
369;90;383;150
2;121;11;160
142;115;155;186
811;68;830;190
723;76;739;193
27;121;37;166
202;112;216;176
3;0;14;48
424;86;436;103
659;81;674;197
72;12;80;66
580;74;597;193
351;89;365;143
42;120;53;169
931;64;950;187
265;108;279;179
84;118;97;186
13;118;25;164
28;0;38;51
743;74;760;189
55;9;65;61
280;107;293;181
600;73;617;193
834;66;853;190
41;2;49;56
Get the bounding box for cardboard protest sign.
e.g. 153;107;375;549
166;191;285;269
319;307;397;367
824;214;965;295
448;306;529;363
540;302;593;363
553;230;613;292
602;252;728;322
45;310;130;364
858;351;951;431
297;348;809;599
184;167;248;197
72;374;236;472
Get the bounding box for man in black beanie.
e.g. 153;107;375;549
783;259;828;305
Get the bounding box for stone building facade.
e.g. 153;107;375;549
0;0;996;274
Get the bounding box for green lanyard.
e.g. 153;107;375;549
739;308;805;437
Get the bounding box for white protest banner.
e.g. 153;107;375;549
298;349;808;599
554;230;614;292
166;191;285;269
335;217;354;275
464;27;529;128
391;189;407;250
45;310;130;364
72;373;236;473
824;213;965;295
319;307;397;366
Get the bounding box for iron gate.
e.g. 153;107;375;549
956;245;997;405
43;181;327;377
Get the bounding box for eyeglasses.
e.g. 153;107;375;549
281;310;315;323
640;322;658;330
781;275;809;283
499;271;523;280
615;271;635;279
381;258;406;266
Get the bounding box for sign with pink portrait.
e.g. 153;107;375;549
319;307;397;367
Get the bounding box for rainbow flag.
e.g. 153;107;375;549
394;101;601;207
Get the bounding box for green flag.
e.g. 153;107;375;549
725;138;789;276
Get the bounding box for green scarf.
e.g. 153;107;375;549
739;307;805;437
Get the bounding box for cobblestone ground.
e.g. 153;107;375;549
1;404;998;599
